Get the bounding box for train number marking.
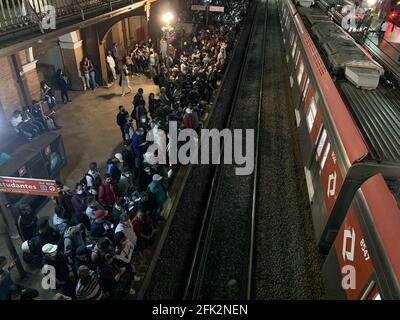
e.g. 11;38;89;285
342;228;356;262
327;172;337;198
360;238;370;261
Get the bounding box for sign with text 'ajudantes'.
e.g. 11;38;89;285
0;176;58;197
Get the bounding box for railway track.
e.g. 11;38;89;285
253;0;324;299
183;0;268;300
184;0;325;300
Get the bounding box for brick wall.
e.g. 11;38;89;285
0;56;24;117
22;69;41;103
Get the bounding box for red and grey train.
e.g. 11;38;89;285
278;0;400;299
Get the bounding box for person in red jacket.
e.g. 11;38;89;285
98;174;119;213
182;108;193;129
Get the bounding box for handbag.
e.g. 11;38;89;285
46;117;56;130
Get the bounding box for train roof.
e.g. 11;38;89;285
338;81;400;164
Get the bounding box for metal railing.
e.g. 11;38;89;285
0;0;133;34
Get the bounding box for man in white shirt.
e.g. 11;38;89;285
106;51;117;80
115;213;137;248
160;38;168;61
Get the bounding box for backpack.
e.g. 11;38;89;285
80;172;102;190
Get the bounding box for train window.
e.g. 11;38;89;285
297;62;304;85
292;41;297;58
306;97;317;132
302;77;310;101
321;142;331;170
290;33;295;46
295;50;301;66
316;129;327;158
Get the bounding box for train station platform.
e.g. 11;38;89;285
0;74;159;299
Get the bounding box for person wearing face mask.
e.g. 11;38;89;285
71;183;90;230
98;174;120;213
85;196;103;225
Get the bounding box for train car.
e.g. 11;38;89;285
278;0;400;299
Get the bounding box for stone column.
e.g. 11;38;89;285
98;40;109;86
59;31;85;91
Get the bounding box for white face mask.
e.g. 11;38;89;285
77;190;83;195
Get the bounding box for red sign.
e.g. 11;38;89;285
0;176;59;197
209;5;224;13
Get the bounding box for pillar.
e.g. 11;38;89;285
18;48;41;104
59;31;85;91
0;55;25;115
99;40;108;86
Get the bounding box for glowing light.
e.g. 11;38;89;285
162;12;174;24
366;0;377;6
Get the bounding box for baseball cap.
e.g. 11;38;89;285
21;241;30;253
115;153;123;163
153;174;162;182
42;243;58;255
95;210;109;219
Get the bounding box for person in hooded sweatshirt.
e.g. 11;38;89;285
17;204;37;241
71;183;90;230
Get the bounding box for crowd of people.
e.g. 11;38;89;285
0;0;249;300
